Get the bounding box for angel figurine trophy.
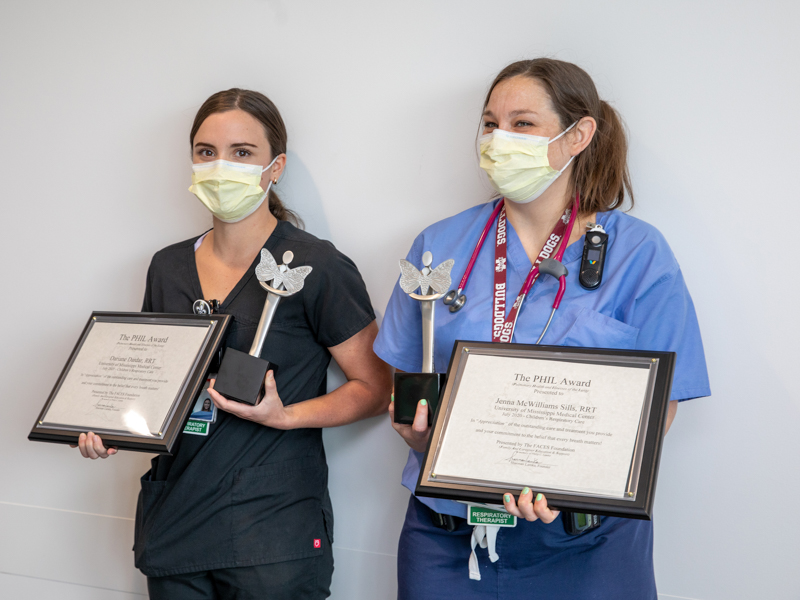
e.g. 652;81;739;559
213;249;312;405
393;251;454;425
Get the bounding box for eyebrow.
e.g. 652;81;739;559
193;142;259;149
482;109;538;118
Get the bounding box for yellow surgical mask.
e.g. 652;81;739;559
479;123;576;204
189;157;278;223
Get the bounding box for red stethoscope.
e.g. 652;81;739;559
443;194;578;344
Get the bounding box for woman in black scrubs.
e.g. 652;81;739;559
76;89;392;599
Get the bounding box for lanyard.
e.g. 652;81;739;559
492;196;578;343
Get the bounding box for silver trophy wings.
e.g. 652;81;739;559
249;248;313;357
399;251;453;373
399;255;454;296
256;248;313;295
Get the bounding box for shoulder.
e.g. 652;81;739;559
407;201;500;260
272;221;357;272
601;210;679;286
274;223;374;344
418;201;498;240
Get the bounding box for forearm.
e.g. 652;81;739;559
210;322;393;430
664;399;678;434
279;320;392;429
282;378;389;429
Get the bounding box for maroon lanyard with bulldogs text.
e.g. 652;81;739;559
492;195;579;343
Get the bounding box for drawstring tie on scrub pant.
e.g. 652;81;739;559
469;524;501;581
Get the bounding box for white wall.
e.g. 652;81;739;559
1;1;797;599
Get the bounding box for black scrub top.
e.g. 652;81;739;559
133;220;375;577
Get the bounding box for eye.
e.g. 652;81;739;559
235;149;252;158
514;120;533;128
197;148;214;158
483;121;498;130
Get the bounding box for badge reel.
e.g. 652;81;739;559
579;224;607;290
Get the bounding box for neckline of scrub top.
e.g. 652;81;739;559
188;220;286;310
503;207;610;279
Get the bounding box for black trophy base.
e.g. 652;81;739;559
213;348;273;406
393;372;445;426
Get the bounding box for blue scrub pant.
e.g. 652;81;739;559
398;496;657;600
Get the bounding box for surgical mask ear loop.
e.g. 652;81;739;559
255;155;281;207
549;121;577;175
261;154;279;175
256;155;281;208
548;121;577;144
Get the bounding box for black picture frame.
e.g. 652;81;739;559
29;312;231;454
415;340;676;520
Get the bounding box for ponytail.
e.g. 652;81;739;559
572;100;633;214
483;59;633;214
268;189;303;228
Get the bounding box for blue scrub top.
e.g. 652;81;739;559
374;199;711;518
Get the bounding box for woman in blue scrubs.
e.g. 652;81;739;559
374;58;710;599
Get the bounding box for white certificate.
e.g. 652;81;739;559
41;320;211;437
432;352;652;499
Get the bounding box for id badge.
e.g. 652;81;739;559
183;375;217;436
466;504;517;528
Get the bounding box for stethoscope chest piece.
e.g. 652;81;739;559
443;289;467;312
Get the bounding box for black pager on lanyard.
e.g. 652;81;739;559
579;224;608;290
563;511;601;535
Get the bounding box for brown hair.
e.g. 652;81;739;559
483;58;633;214
190;88;302;227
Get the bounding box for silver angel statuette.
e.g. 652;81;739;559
399;251;454;296
398;251;454;373
256;249;313;295
249;249;312;358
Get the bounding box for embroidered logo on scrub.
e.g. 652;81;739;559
313;539;322;549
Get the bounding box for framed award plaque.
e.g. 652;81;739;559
416;340;676;519
29;312;231;454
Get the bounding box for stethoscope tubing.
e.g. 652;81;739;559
454;199;505;293
444;194;580;342
443;200;505;312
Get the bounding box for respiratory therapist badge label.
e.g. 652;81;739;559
183;420;209;436
467;504;517;527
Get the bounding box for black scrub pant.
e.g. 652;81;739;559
147;542;333;600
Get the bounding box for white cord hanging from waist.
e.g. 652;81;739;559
468;525;500;581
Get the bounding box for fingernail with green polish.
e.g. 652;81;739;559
504;494;512;503
420;399;427;406
522;487;530;495
536;493;543;502
390;394;394;403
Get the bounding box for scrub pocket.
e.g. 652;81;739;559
231;456;327;565
562;308;640;350
133;471;167;553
